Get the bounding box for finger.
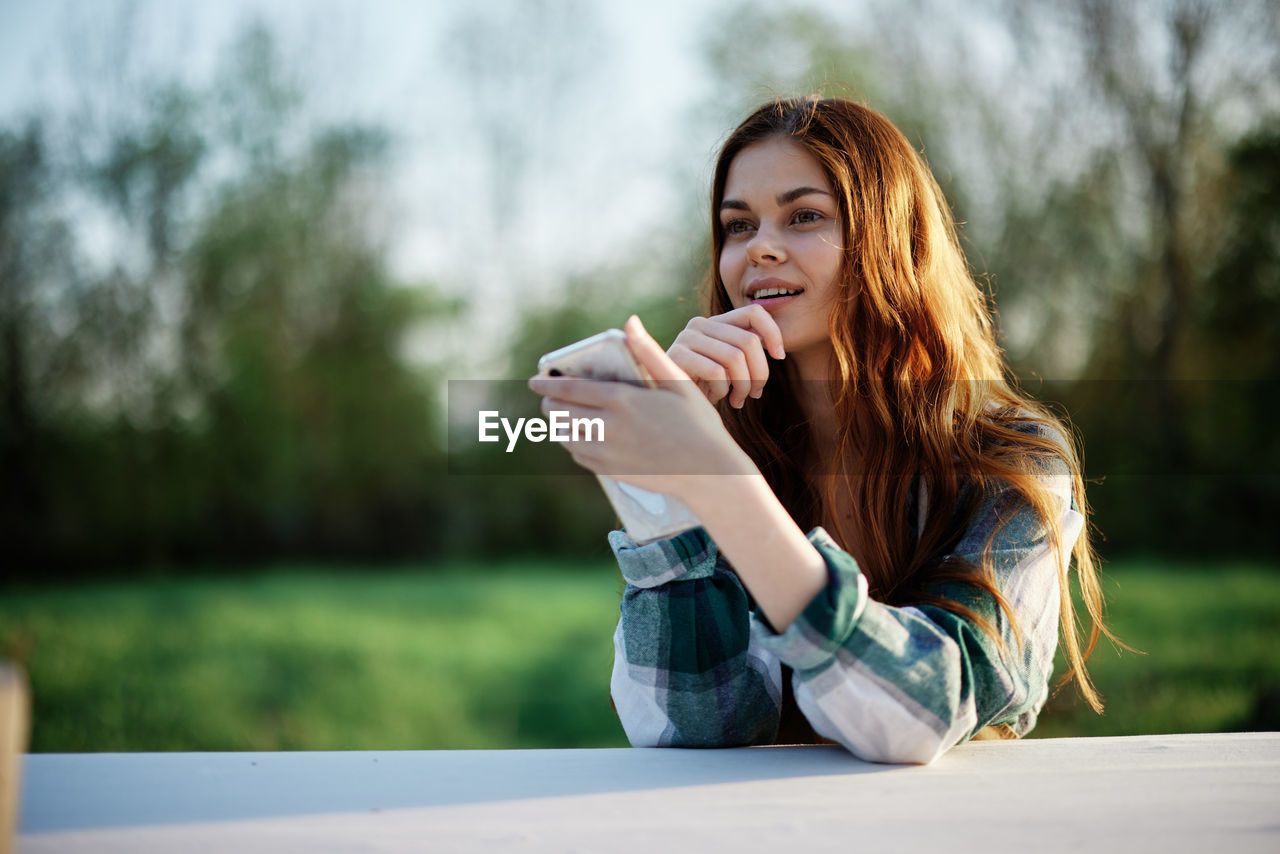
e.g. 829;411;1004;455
622;316;700;400
538;400;612;452
678;325;770;404
716;305;786;360
677;332;753;407
538;392;604;414
528;374;624;408
667;345;731;404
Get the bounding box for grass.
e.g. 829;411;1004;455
1;558;1277;752
0;562;628;752
1033;558;1280;738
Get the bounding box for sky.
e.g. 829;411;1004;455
0;0;715;278
0;0;1055;377
0;0;772;372
3;0;1278;388
15;0;1261;380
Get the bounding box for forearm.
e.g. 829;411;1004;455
681;467;828;634
608;528;783;747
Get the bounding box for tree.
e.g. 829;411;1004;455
0;122;74;566
440;0;611;369
1;20;458;573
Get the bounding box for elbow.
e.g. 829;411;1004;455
842;729;954;766
611;673;749;749
616;714;754;750
623;729;663;749
796;680;973;766
612;690;774;750
610;686;671;748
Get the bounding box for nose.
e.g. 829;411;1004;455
746;225;785;266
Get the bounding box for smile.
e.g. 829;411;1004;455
752;287;802;300
747;279;805;302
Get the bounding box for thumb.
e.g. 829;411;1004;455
624;315;695;393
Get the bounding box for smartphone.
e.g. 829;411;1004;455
538;329;701;545
537;329;650;386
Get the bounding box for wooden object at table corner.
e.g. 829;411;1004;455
0;662;30;854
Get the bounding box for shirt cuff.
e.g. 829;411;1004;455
752;526;869;672
608;526;719;589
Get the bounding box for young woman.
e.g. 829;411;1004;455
528;96;1110;764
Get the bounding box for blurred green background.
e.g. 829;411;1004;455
1;0;1278;751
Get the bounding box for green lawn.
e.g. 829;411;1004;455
1;559;1276;752
1033;559;1280;738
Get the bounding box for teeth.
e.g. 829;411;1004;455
752;287;801;299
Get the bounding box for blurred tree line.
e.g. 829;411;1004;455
1;25;460;576
2;0;1278;579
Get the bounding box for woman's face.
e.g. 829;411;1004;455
718;136;845;359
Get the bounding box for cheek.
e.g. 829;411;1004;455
718;249;741;291
802;236;844;290
722;243;750;272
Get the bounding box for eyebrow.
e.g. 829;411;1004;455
719;186;834;212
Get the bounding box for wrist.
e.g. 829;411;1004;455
681;464;828;633
676;446;762;514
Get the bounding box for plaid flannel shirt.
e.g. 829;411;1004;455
608;452;1083;765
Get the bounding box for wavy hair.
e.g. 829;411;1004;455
706;96;1113;712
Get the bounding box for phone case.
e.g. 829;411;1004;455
537;329;650;386
597;475;701;545
538;329;701;545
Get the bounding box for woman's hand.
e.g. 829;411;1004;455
529;315;825;632
527;315;757;502
666;305;786;409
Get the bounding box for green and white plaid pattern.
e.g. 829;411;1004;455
609;461;1081;765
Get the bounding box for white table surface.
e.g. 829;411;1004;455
18;732;1280;853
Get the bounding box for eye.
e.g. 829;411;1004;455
722;218;755;237
792;209;823;225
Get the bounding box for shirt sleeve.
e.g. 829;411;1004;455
755;467;1083;764
608;527;784;748
608;451;1083;763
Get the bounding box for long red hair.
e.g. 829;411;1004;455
707;97;1112;712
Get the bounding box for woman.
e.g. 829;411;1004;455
528;96;1110;764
